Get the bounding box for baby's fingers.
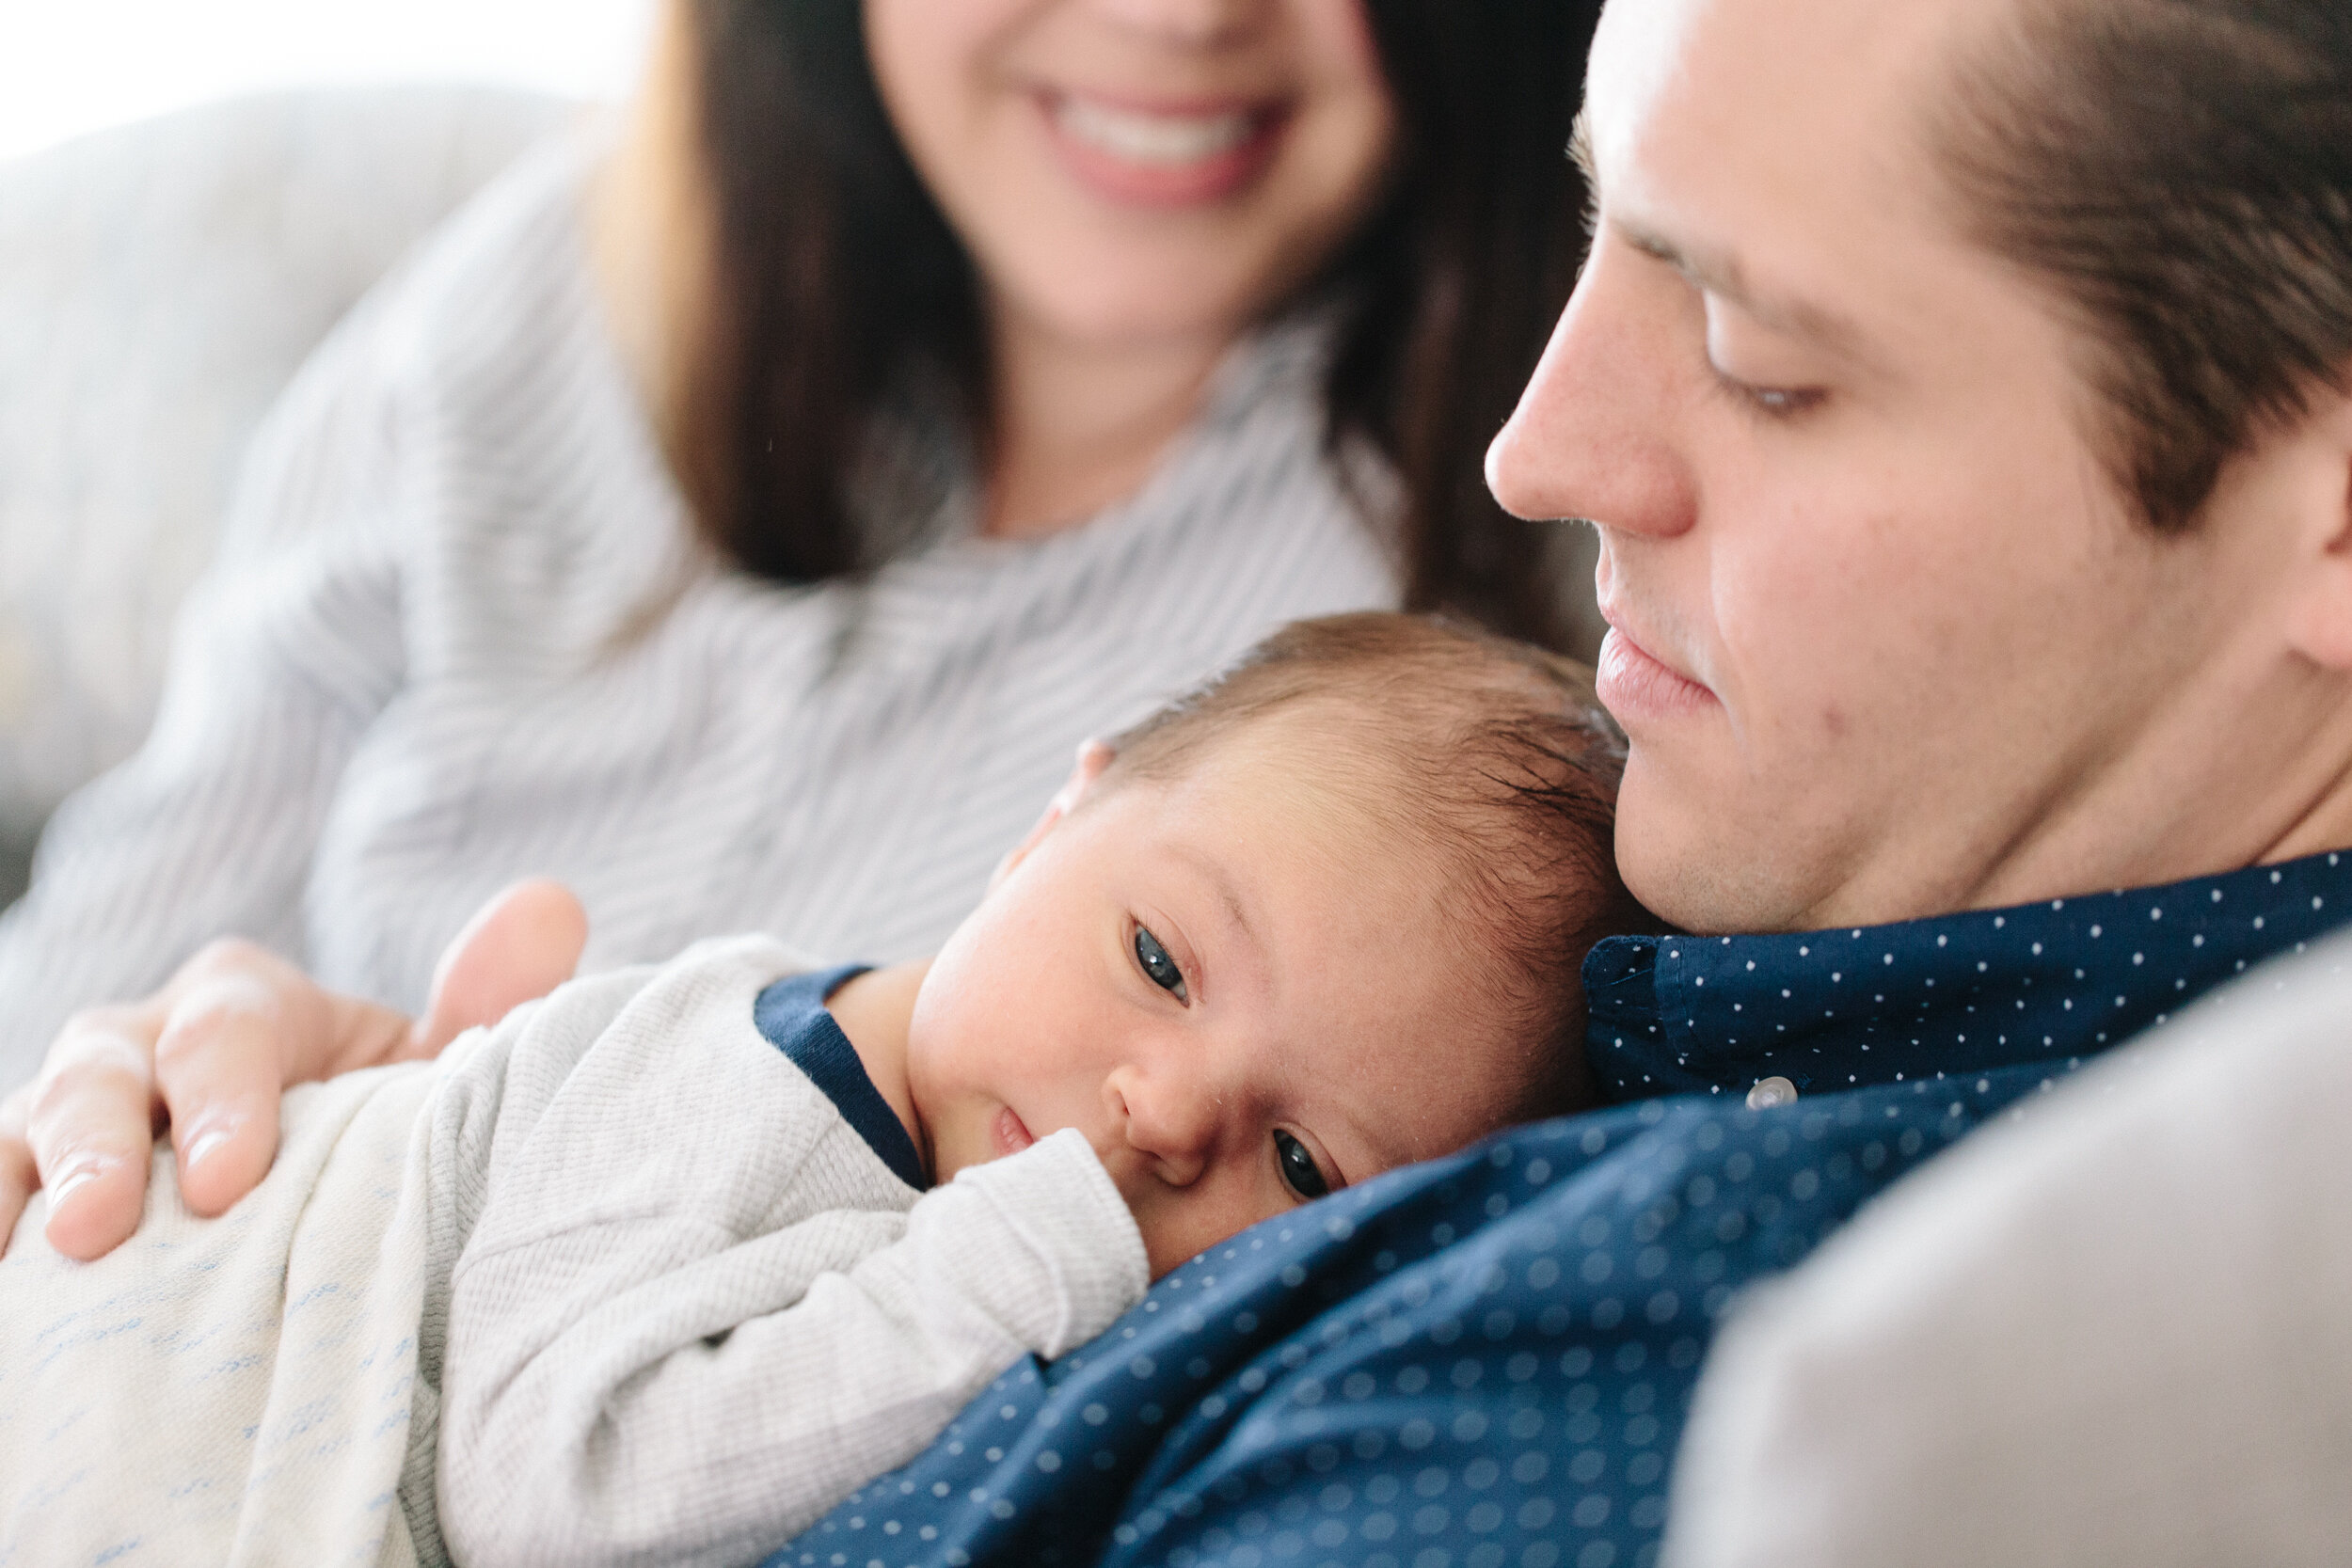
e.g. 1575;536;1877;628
29;1007;160;1260
153;969;290;1219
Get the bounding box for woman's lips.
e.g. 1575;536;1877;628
1595;625;1717;724
1041;90;1288;207
993;1104;1036;1158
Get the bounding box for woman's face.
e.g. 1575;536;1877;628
865;0;1397;354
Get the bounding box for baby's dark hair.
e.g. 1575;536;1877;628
1104;612;1646;1120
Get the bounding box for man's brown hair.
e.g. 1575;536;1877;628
1933;0;2352;530
1106;612;1645;1119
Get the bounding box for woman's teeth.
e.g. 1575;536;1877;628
1054;96;1259;165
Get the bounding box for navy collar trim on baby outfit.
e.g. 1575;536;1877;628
754;964;932;1192
1586;847;2352;1101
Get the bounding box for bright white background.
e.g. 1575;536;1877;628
0;0;659;159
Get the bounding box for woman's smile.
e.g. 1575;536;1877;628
866;0;1396;360
1040;89;1289;206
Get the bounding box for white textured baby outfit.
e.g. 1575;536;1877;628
0;935;1148;1568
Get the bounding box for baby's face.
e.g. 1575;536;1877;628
905;717;1532;1277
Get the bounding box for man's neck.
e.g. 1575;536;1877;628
1976;719;2352;921
2257;742;2352;869
824;959;930;1172
1802;668;2352;933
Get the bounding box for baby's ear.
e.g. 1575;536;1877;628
987;740;1116;894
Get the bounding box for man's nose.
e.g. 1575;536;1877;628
1104;1062;1219;1188
1486;238;1699;542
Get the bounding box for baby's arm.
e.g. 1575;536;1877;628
433;940;1147;1568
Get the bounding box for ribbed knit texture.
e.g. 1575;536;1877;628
0;134;1398;1085
431;935;1147;1568
0;935;1147;1568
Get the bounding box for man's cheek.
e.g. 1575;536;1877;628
1716;575;1904;758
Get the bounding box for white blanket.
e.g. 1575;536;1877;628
0;1059;441;1567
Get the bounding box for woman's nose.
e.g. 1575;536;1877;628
1486;239;1699;542
1083;0;1268;47
1104;1063;1217;1188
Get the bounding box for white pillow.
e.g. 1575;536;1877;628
0;86;570;848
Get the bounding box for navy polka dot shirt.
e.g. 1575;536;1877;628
771;849;2352;1568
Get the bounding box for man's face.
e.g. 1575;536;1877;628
1487;0;2316;934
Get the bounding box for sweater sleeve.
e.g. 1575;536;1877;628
0;297;415;1087
432;939;1149;1568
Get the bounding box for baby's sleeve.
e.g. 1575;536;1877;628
433;942;1147;1568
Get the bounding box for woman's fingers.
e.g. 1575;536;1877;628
0;1084;35;1259
9;890;584;1261
150;936;419;1213
27;1006;162;1260
151;967;292;1218
413;879;587;1054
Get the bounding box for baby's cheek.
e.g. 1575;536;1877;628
1130;1184;1283;1281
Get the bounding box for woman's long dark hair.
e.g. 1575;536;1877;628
678;1;1599;648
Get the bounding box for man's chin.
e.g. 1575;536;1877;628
1613;765;1804;936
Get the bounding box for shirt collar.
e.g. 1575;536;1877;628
1586;847;2352;1101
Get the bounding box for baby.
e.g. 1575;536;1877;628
0;613;1637;1568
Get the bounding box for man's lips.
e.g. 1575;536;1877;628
1594;617;1716;722
993;1104;1037;1158
1039;89;1289;207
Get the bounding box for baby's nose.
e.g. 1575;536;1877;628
1104;1066;1219;1187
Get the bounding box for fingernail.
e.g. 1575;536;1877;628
183;1128;231;1169
50;1160;112;1209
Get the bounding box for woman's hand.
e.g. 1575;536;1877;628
0;879;586;1261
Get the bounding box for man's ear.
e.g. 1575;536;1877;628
986;740;1116;895
2285;386;2352;671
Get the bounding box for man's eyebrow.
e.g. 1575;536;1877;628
1625;223;1870;353
1571;109;1871;356
1652;228;1884;367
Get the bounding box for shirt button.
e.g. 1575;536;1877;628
1746;1076;1799;1110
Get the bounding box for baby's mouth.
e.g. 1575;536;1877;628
993;1105;1037;1157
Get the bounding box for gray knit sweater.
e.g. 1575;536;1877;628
0;133;1397;1085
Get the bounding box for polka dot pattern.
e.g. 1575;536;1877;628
770;848;2352;1568
1588;849;2352;1101
775;1075;2035;1568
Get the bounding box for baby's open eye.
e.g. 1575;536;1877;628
1273;1129;1330;1201
1133;925;1188;1003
